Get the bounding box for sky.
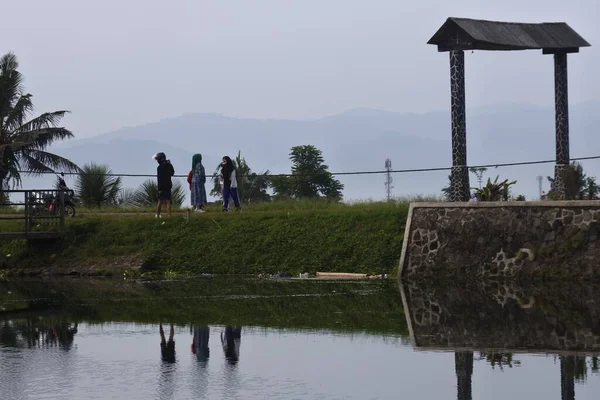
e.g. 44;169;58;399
2;0;599;138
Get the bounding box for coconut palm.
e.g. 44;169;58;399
0;52;78;192
130;179;185;208
75;163;122;207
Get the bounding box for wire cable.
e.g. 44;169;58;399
12;155;600;179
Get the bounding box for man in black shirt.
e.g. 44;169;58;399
153;152;175;218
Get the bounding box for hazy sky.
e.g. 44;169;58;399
3;0;598;138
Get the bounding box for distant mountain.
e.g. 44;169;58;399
23;101;600;203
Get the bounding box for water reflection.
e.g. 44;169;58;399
191;325;210;365
0;317;78;350
159;323;176;363
221;326;242;365
401;280;600;399
0;279;599;399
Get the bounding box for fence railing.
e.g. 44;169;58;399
0;190;66;239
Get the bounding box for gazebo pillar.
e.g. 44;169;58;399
553;52;570;199
449;50;470;201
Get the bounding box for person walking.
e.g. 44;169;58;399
189;153;207;212
219;156;241;212
153;152;175;218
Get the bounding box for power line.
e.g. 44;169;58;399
12;155;600;179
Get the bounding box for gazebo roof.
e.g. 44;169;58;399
428;17;591;53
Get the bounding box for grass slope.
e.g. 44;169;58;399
0;201;408;275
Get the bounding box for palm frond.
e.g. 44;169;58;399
4;93;33;131
117;188;137;206
0;53;23;123
18;153;56;175
13;110;70;134
12;127;75;150
0;53;19;74
20;149;79;174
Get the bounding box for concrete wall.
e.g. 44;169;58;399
399;201;600;281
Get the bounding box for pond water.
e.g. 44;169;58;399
0;278;599;399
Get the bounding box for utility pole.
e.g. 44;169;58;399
537;176;543;199
385;158;393;201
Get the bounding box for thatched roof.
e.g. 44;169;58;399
428;17;591;53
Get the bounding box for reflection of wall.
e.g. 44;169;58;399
399;202;600;280
401;281;600;352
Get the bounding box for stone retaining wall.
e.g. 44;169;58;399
398;201;600;281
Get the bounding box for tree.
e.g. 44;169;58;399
471;176;516;201
469;167;488;189
585;177;599;200
75;163;122;207
441;174;452;201
0;52;78;193
130;179;185;208
210;151;271;204
271;145;344;201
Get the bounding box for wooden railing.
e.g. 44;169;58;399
0;190;66;240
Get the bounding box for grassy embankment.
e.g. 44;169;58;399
0;200;409;277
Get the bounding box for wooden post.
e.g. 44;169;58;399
24;191;30;239
59;190;65;231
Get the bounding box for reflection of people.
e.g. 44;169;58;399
221;326;241;364
191;326;210;364
153;152;175;218
160;323;176;363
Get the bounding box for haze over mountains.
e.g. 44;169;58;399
26;101;600;203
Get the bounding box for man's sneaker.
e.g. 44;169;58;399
155;214;162;218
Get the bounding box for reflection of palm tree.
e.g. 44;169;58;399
591;356;599;373
560;355;588;400
455;351;473;400
561;356;576;400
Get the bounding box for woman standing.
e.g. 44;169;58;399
220;156;241;212
190;153;207;212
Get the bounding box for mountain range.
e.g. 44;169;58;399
22;100;600;203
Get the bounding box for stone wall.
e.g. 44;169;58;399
398;201;600;281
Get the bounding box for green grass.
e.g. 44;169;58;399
0;200;409;275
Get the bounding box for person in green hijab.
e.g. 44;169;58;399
189;153;207;212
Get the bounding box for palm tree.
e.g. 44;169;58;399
130;179;185;208
0;52;78;192
75;163;122;207
117;188;136;207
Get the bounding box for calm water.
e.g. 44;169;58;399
0;278;599;399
